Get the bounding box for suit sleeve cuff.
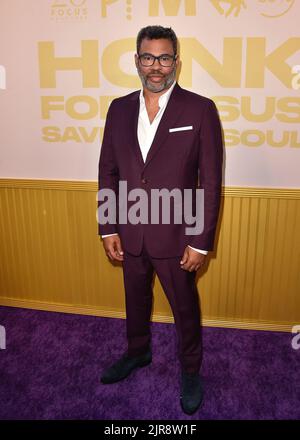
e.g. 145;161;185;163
188;245;208;255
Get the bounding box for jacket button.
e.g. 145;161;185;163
141;177;147;184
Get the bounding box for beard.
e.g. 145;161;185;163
137;64;177;93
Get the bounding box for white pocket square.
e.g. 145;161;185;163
169;125;193;133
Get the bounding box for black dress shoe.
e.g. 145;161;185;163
180;371;204;415
100;350;152;384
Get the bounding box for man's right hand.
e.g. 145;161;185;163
102;235;124;262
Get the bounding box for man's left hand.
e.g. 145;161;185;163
180;247;206;272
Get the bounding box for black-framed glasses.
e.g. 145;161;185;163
138;53;177;67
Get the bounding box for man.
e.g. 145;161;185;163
98;26;223;415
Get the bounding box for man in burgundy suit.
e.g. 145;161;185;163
98;26;223;415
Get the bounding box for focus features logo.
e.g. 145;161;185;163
50;0;88;21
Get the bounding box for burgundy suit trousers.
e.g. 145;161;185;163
122;241;203;374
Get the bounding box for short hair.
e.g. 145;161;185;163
136;25;177;55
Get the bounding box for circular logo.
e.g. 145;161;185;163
257;0;295;18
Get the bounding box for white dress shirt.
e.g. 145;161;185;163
137;80;176;162
102;81;208;256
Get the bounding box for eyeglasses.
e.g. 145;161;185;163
138;53;177;67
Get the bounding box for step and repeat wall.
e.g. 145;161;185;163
0;0;299;329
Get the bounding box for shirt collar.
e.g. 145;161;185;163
139;81;176;110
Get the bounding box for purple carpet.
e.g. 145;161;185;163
0;305;299;420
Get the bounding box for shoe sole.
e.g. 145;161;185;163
101;358;152;384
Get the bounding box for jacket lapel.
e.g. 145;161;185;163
128;83;186;171
143;83;185;170
128;91;145;169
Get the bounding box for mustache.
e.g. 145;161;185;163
147;71;164;77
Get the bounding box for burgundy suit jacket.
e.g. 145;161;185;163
98;83;223;258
